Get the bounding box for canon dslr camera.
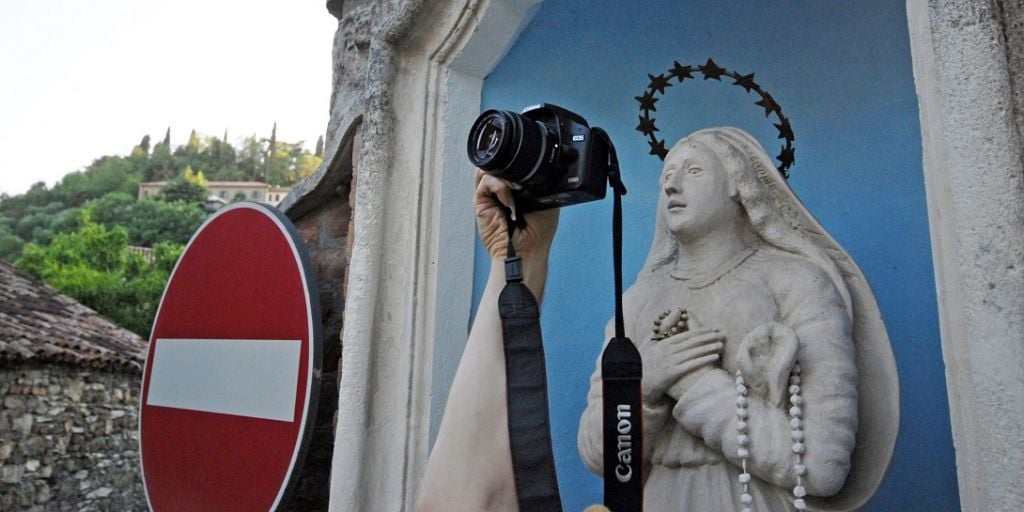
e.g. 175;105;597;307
467;104;613;212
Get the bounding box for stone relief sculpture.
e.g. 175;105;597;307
577;127;898;511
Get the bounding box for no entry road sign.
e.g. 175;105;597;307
139;202;322;512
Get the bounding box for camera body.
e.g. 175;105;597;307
467;104;611;212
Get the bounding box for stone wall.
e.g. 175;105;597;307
0;363;144;511
280;176;350;512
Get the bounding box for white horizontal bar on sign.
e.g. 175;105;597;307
146;338;302;422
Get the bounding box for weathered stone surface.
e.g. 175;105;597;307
0;363;145;511
909;0;1024;509
2;464;23;483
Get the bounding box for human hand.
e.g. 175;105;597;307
640;308;724;403
475;170;559;262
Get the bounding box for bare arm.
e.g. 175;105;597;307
417;172;557;512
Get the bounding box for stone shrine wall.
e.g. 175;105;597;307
0;363;144;511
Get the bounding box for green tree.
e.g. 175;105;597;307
131;134;152;158
198;134;239;180
173;129;206;173
82;192;205;246
124;199;205;246
56;156;139;207
83;192;137;228
16;215;183;336
0;182;54;221
14;202;67;244
0;234;24;262
183;166;207;187
0;213;14;236
293;152;322;183
147;128;177;181
237;134;264;181
159;170;207;204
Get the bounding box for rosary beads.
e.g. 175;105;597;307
735;363;807;511
651;308;689;341
650;311;808;511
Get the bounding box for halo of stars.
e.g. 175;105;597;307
635;58;796;179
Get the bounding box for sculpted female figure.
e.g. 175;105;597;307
578;127;897;511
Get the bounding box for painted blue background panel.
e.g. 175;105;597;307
470;1;958;509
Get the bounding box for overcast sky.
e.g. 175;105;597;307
0;0;337;196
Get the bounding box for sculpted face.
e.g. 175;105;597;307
660;139;739;240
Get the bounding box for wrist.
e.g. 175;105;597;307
667;366;719;400
489;249;551;299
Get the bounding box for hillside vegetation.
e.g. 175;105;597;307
0;127;323;336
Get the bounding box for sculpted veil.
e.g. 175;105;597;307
577;127;898;511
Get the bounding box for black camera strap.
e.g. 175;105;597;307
497;128;642;512
594;127;643;512
499;212;563;512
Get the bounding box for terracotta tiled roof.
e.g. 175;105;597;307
0;261;147;372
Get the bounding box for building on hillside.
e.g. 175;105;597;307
138;181;292;205
0;260;148;511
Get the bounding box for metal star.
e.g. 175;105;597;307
732;72;756;93
668;61;695;82
648;73;672;95
756;94;780;117
635;90;658;111
699;58;725;80
777;146;795;169
773;120;794;141
636;115;657;135
649;138;668;159
633;59;797;177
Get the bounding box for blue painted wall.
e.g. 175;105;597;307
471;1;958;509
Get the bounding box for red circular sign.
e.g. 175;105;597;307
139;203;321;511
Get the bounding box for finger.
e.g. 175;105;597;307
678;353;720;375
679;342;724;362
666;341;723;367
475;173;503;199
662;329;722;349
478;174;516;211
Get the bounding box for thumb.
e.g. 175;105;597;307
584;506;612;512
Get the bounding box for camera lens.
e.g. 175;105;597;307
467;109;556;186
472;114;506;163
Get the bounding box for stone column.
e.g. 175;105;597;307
907;0;1024;509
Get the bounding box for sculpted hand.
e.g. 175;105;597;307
475;170;559;262
640;308;724;403
736;322;798;406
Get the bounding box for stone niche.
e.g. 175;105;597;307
0;363;145;511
